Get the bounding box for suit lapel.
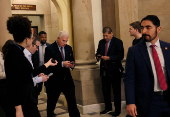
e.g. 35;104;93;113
107;37;115;55
53;42;63;60
101;40;106;55
64;46;67;60
138;41;153;74
160;41;170;78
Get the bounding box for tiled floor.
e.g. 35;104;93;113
38;96;127;117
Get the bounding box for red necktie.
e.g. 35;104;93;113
104;42;108;68
150;45;167;91
105;42;108;56
60;47;64;60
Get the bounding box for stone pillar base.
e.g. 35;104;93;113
77;101;126;114
71;65;104;110
71;65;126;114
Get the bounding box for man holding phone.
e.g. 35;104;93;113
23;35;57;102
44;31;80;117
96;27;124;116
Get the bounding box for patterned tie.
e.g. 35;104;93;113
150;45;167;91
60;47;64;60
104;42;108;68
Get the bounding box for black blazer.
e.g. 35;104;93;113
96;36;124;78
44;42;75;91
124;40;170;115
5;44;35;106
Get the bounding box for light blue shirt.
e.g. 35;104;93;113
23;48;42;86
39;43;47;66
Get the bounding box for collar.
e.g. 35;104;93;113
40;43;46;46
146;38;160;48
23;48;32;57
56;41;63;49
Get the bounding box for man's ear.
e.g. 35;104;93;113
157;26;161;34
111;32;113;36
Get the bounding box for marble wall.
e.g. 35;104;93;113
101;0;117;37
115;0;138;58
11;0;59;44
138;0;170;43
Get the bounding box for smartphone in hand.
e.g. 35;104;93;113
51;59;56;63
70;61;75;65
47;73;53;77
97;55;101;58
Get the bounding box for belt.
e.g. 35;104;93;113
154;91;163;95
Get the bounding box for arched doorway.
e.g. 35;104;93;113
51;0;73;47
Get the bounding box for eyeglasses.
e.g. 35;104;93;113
33;44;39;49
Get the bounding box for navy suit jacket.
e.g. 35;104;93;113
124;39;170;115
96;36;124;78
44;42;75;92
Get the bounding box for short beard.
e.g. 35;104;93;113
142;30;157;42
41;40;46;44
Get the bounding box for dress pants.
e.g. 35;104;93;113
0;79;8;116
137;95;170;117
6;85;41;117
46;84;80;117
34;82;43;104
101;70;121;113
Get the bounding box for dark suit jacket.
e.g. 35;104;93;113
96;36;124;78
32;42;50;69
4;44;35;106
44;42;75;92
124;40;170;115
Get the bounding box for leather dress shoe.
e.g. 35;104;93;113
108;111;120;116
100;109;112;114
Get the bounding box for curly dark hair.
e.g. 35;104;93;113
38;31;47;36
7;15;32;43
2;39;14;59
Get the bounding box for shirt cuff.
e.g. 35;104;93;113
32;76;43;86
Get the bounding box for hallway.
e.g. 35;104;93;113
38;95;127;117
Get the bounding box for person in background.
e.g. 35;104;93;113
129;21;142;46
32;31;50;99
126;21;143;117
96;26;124;116
0;39;14;116
44;31;80;117
24;35;57;103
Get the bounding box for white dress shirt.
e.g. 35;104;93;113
23;49;42;86
39;43;47;66
146;39;167;92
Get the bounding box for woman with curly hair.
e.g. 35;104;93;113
5;15;41;117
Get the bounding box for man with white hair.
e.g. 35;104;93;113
44;31;80;117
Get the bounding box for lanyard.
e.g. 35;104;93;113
14;44;22;50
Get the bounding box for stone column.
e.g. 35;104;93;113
115;0;138;57
0;0;12;51
71;0;102;114
0;0;12;116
